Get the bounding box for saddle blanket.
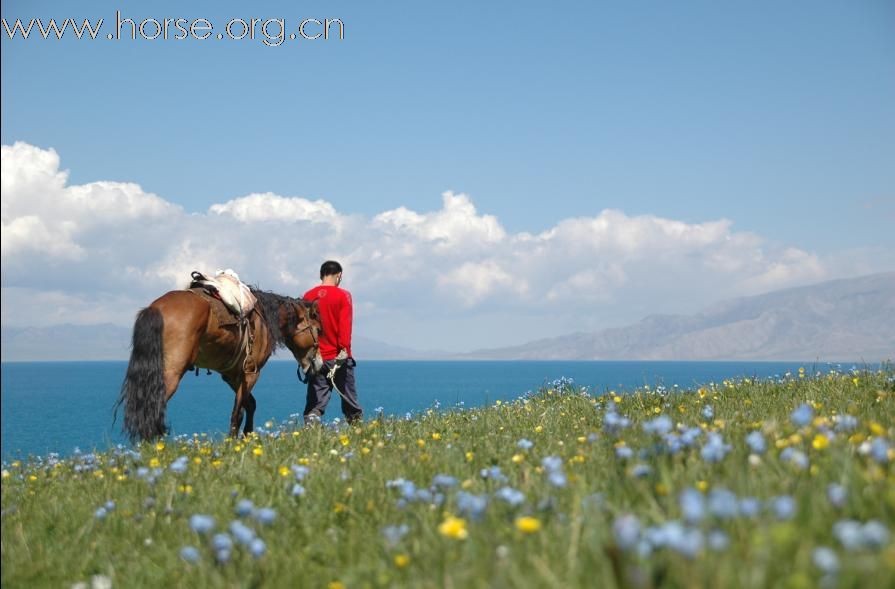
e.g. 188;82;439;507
189;269;257;318
189;288;241;327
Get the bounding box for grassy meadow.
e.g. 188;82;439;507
2;367;894;588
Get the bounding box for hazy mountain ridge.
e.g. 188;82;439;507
3;273;892;361
459;272;895;361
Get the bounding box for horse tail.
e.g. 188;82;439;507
115;306;167;442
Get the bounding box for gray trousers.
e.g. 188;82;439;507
304;359;362;423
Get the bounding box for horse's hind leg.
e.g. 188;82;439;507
223;373;245;438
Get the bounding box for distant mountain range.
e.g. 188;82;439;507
459;272;895;361
2;273;893;362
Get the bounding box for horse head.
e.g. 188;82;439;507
288;299;324;377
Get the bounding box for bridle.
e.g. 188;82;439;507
294;313;320;384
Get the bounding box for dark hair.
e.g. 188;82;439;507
320;260;343;279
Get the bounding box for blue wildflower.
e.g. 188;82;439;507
771;496;796;520
630;464;652;478
480;465;508;483
541;456;563;472
104;500;116;511
432;474;458;489
249;538;266;559
94;507;108;520
169;456;189;474
253;507;276;525
615;446;634;460
870;438;890;464
745;431;766;454
812;547;839;574
826;484;846;508
612;515;641;550
833;520;864;550
235;499;254;517
516;439;534;450
291;483;306;497
215;548;231;564
547;471;568;488
739;497;761;518
643;415;673;435
456;491;488;520
701;405;714;421
211;533;233;552
291;465;310;481
861;520;891;549
679;488;705;524
833;414;858;432
229;520;256;545
707;530;729;552
708;488;739;519
189;514;216;534
381;524;410;547
700;432;732;463
495;486;526;507
790;403;813;427
180;546;200;563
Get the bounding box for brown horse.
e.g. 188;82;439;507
116;287;323;442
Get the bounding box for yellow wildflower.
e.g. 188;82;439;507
252;447;264;456
438;515;468;540
515;516;542;534
279;466;291;477
812;434;830;450
394;554;410;568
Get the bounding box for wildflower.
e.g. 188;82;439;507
707;529;730;552
615;446;634;460
745;431;767;454
516;438;534;450
455;492;488;520
739;497;761;518
495;486;526;507
812;434;830;450
826;484;847;508
249;538;266;559
861;520;890;549
708;488;739;519
771;496;796;520
548;471;568;488
211;533;233;552
169;456;189;474
438;515;469;540
700;432;732;463
791;403;814;427
812;547;840;574
189;514;216;534
780;447;809;470
630;464;652;478
252;447;263;456
869;438;890;464
833;520;864;550
180;546;200;563
643;415;673;435
432;474;458;489
394;553;410;568
253;507;276;525
292;483;306;497
229;520;256;545
235;499;255;517
515;516;542;533
94;507;108;520
701;405;714;421
612;514;641;550
679;488;705;524
480;465;508;483
382;524;410;547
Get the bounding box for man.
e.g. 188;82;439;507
302;260;363;424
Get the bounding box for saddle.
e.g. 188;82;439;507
189;269;257;319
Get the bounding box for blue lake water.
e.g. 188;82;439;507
1;360;847;459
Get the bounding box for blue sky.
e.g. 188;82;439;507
2;1;893;349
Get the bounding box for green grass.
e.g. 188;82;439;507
2;368;894;588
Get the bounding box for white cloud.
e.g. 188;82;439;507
2;141;875;349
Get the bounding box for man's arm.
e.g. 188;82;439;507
337;290;353;355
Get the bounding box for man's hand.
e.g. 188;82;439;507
335;349;349;362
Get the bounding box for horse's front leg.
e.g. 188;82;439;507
224;372;245;438
242;393;257;436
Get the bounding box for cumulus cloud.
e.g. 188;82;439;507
1;141;871;349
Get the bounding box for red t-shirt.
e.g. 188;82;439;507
302;285;353;361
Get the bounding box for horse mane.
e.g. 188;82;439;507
250;288;301;353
